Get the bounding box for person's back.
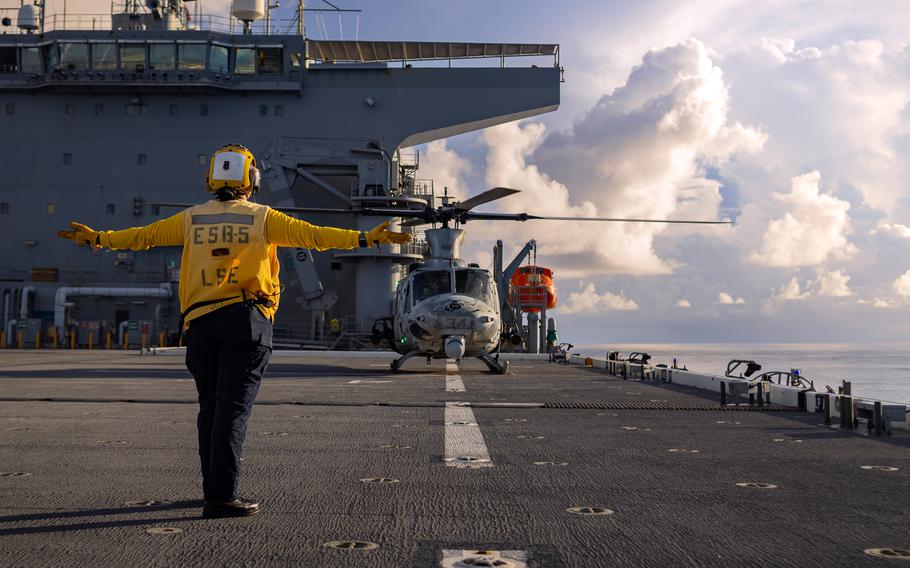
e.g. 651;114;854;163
58;143;411;518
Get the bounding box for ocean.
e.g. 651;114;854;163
575;343;910;404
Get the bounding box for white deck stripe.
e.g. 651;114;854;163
444;403;492;468
445;358;465;392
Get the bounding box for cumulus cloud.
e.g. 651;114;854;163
469;39;762;276
717;292;746;304
747;171;856;267
558;282;639;313
418;140;473;202
764;270;854;312
893;270;910;297
871;223;910;239
813;270;854;297
676;299;691;308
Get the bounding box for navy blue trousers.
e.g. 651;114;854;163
185;303;272;502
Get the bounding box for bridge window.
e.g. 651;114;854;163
64;103;74;116
274;104;284;116
46;202;56;215
20;47;41;73
259;104;268;116
235;48;255;74
208;45;229;73
91;43;116;70
150;43;175;71
257;47;282;74
0;46;16;74
169;103;179;116
106;203;115;215
0;202;8;214
120;44;146;71
95;103;104;115
178;43;206;70
137;153;148;166
5;103;13;115
59;43;89;70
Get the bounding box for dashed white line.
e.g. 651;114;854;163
445;358;465;392
444;402;492;468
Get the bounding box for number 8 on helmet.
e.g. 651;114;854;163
206;144;261;199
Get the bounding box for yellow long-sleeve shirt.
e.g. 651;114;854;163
96;199;360;327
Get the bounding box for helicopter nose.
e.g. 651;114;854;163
444;336;466;360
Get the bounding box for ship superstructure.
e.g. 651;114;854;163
0;0;561;347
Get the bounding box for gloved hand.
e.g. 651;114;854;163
365;221;412;246
57;221;101;249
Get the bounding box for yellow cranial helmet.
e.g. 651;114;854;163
206;144;261;194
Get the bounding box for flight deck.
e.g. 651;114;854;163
1;351;908;567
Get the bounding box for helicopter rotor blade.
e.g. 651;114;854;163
463;212;732;225
148;202;432;218
401;218;432;227
454;187;520;212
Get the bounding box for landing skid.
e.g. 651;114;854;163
390;349;429;373
477;350;510;375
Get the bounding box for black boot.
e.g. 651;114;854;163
202;498;261;519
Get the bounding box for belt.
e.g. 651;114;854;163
179;293;275;331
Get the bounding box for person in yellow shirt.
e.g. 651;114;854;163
58;143;411;519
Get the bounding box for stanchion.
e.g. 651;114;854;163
69;332;75;350
122;331;128;351
51;328;58;349
105;332;111;350
35;331;40;349
158;332;165;348
873;401;883;437
141;332;147;352
18;332;23;350
88;333;94;350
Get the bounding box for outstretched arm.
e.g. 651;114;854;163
265;209;359;250
57;212;185;250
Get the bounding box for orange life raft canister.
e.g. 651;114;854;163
509;266;557;312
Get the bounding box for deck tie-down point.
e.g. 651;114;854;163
567;506;614;516
323;540;379;550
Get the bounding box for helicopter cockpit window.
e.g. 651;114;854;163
412;271;451;303
455;270;494;304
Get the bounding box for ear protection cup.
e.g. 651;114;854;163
249;165;261;194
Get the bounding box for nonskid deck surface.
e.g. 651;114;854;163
0;352;908;567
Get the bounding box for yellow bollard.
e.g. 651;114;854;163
159;331;165;348
18;332;23;350
70;332;75;350
51;328;58;349
35;331;40;350
141;332;147;351
122;331;128;351
88;333;94;350
0;330;4;349
105;332;111;350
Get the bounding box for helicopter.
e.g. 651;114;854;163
155;187;730;373
266;186;731;373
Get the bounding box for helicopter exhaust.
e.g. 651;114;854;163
444;335;466;360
